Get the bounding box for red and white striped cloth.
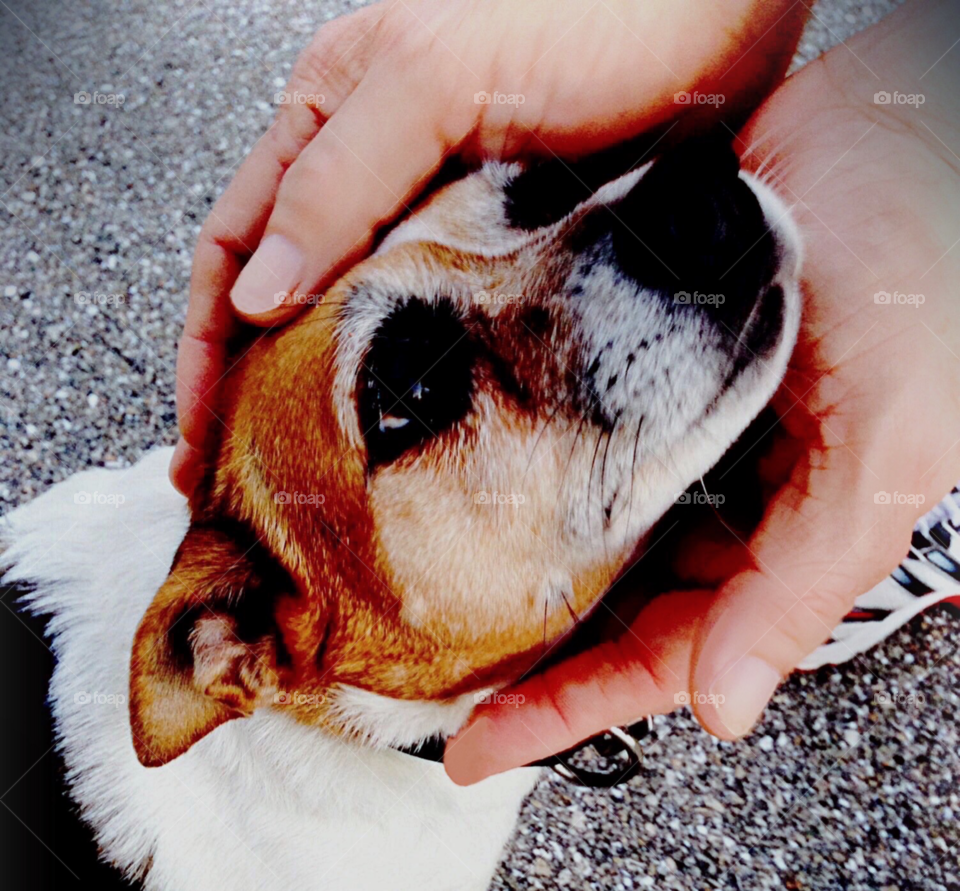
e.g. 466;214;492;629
801;484;960;669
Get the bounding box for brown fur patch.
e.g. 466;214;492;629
131;187;639;760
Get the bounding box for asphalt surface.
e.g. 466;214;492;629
2;1;957;889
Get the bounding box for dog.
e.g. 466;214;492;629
2;138;801;890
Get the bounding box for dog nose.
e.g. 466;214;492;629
610;138;777;325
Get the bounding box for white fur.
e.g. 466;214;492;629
1;448;538;891
327;685;485;750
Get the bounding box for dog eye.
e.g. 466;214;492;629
358;298;475;466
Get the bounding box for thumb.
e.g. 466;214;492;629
444;588;715;785
229;66;470;325
690;448;923;740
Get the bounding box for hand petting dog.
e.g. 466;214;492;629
170;0;960;786
172;0;806;494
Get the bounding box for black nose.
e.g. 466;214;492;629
610;137;778;327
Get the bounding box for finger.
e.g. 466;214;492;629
689;446;931;741
229;59;472;321
169;437;206;497
173;121;308;494
443;589;713;785
227;0;810;322
172;6;384;494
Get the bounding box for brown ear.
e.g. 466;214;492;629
129;522;292;767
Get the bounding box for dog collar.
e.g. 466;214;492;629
395;717;652;788
530;718;651;787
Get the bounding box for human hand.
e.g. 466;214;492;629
171;0;808;494
444;0;960;784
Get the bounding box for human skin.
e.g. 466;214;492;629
171;0;960;780
171;0;808;494
444;0;960;783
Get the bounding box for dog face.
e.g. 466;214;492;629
129;140;802;765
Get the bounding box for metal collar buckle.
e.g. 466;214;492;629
533;717;653;788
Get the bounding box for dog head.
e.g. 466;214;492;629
130;139;801;765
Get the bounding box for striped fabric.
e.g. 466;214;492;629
801;485;960;669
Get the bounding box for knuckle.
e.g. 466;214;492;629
538;672;579;742
797;577;856;624
375;14;430;60
290;39;334;90
289;9;385;99
193;214;241;264
196;216;224;248
266;108;321;170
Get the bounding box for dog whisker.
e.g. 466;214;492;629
521;400;567;485
558;589;580;628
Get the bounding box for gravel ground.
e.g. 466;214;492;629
2;0;957;889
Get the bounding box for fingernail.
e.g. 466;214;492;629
169;438;206;498
231;234;304;317
444;716;495;786
710;655;781;738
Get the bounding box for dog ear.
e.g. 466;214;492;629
129;522;292;767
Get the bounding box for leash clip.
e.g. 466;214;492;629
535;717;652;788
